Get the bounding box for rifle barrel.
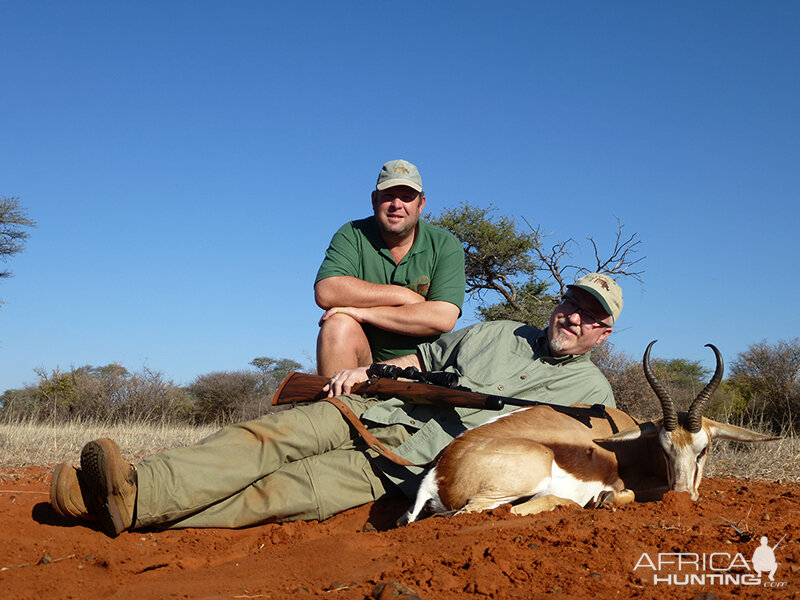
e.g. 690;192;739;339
772;534;787;550
272;372;608;420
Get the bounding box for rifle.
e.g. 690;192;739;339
271;368;609;420
772;534;787;550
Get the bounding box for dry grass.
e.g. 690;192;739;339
0;417;218;467
705;433;800;483
702;409;800;483
1;417;799;484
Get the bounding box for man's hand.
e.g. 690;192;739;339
323;366;370;397
322;353;424;397
318;301;460;335
318;306;364;327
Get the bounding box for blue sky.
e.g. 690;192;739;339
1;1;798;392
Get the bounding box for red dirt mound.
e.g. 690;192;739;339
1;466;798;599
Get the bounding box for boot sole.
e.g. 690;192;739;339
81;439;131;537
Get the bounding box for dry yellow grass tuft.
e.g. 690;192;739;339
0;418;218;467
705;433;800;483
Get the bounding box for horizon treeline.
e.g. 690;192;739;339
0;356;301;427
1;339;797;434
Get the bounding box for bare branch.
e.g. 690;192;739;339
526;215;645;294
586;217;645;283
495;274;522;310
523;217;579;296
431;204;644;327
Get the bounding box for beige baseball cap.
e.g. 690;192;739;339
568;272;623;324
376;159;423;193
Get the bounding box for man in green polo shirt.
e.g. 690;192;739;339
314;159;466;377
50;272;623;536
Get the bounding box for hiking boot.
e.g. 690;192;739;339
49;463;96;521
80;438;137;537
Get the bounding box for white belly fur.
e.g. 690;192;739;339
544;462;612;506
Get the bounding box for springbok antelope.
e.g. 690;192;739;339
400;341;779;524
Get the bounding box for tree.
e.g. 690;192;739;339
0;197;36;284
188;357;304;424
649;357;712;412
250;356;302;386
189;371;263;425
427;203;555;326
728;338;800;432
590;341;655;419
0;364;192;424
428;203;644;327
591;343;731;423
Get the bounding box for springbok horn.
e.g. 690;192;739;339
686;344;724;433
643;340;678;432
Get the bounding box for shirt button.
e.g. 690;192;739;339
409;420;416;425
497;385;504;391
520;375;527;380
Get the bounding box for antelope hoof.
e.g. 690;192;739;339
511;495;580;516
595;490;616;508
593;489;635;508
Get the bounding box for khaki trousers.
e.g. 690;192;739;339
134;396;411;529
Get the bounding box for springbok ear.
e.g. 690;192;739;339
706;421;781;443
594;421;659;443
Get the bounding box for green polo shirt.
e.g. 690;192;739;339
358;319;615;496
315;217;466;361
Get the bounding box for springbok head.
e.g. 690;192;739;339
596;340;779;500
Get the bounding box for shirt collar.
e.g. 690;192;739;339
364;216;429;261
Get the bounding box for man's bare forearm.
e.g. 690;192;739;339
315;276;424;309
338;301;460;336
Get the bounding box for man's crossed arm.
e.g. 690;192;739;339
315;276;460;335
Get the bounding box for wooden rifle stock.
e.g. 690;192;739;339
271;372;608;419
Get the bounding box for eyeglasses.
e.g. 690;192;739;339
558;295;612;329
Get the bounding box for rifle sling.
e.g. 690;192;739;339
321;397;418;467
537;402;600;418
321;396;618;467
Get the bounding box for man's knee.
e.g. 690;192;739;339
301;450;389;520
318;313;368;345
317;314;373;375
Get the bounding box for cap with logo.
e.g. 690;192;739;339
568;272;623;324
376;159;423;193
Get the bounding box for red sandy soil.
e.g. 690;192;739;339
1;466;798;600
